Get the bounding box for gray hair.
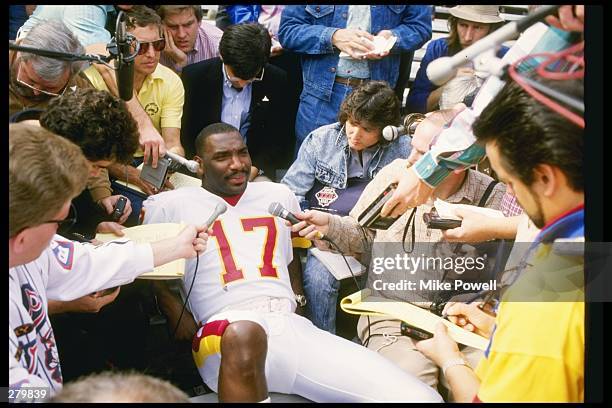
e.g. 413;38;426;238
50;371;190;402
439;74;484;110
19;20;86;83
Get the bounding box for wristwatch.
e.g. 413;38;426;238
294;294;307;307
442;357;469;377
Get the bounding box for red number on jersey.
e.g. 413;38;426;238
241;217;278;278
209;217;280;285
210;220;244;285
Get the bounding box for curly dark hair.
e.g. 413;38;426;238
338;81;401;131
40;88;139;164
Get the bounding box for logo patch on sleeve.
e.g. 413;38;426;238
49;240;74;270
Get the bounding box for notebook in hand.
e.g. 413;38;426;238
340;289;490;350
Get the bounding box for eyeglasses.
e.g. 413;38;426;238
137;38;166;55
15;63;67;97
40;203;78;231
223;63;265;85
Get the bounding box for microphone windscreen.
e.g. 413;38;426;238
268;202;283;217
116;59;134;101
426;57;456;86
214;202;228;216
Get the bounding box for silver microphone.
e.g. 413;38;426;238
165;150;200;173
268;202;300;225
204;202;227;229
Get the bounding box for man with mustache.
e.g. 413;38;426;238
141;122;442;403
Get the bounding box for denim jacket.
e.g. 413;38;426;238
281;122;412;209
278;5;431;102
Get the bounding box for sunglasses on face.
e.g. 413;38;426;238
137;38;166;55
41;203;78;231
15;63;67;97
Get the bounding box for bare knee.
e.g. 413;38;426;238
220;321;267;375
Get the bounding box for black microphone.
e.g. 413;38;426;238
268;202;300;225
115;12;134;101
204;202;228;229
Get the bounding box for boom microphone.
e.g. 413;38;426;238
268;202;300;225
115;12;134;101
204;202;228;229
426;5;561;86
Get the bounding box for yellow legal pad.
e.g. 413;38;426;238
340;289;490;350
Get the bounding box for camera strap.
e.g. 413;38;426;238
477;180;499;208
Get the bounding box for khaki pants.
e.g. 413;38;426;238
357;315;483;401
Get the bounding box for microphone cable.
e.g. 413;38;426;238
171;251;200;340
316;223;380;348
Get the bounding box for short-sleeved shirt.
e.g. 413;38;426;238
17;5;114;47
85;63;184;157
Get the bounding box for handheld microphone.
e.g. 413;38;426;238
204;202;228;229
165;150;200;173
268;202;329;241
268;202;300;225
426;5;561;86
115;12;134;101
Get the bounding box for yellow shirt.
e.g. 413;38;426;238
84;63;184;156
475;244;584;402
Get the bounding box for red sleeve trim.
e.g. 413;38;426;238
473;395;482;403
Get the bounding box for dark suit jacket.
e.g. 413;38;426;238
181;57;292;178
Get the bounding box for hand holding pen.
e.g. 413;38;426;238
441;301;496;339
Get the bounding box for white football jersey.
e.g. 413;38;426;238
142;182;301;325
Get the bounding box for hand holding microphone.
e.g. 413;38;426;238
178;202;227;258
268;202;330;241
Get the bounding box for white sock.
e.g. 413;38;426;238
258;396;271;403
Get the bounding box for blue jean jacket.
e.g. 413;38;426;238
281;122;412;209
279;5;431;102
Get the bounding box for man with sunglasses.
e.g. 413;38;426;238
9;123;209;400
85;6;186;224
181;22;292;181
